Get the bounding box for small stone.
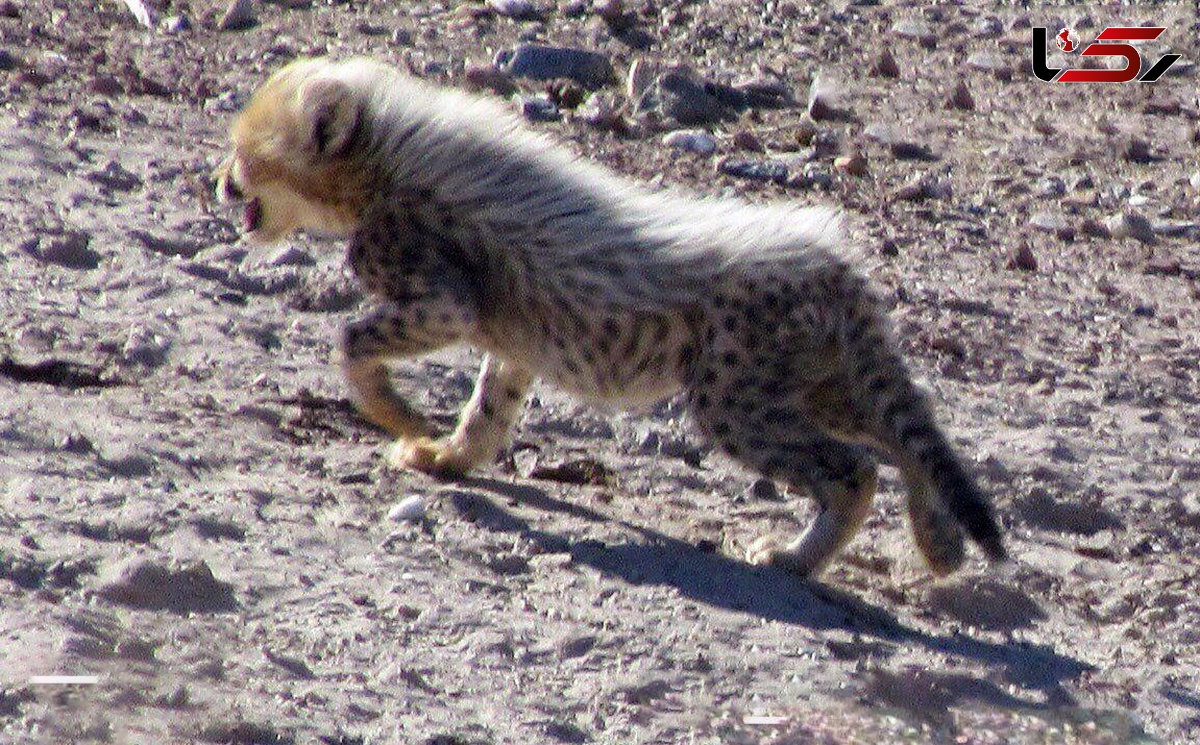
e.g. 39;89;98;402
61;432;94;454
0;49;19;72
1107;211;1156;244
835;151;864;176
387;496;427;523
1032;114;1055;136
1029;212;1074;241
578;92;623;131
732;130;763;153
1007;241;1038;271
1145;258;1182;277
947;80;974;111
965;51;1012;80
635;67;729;126
1124;136;1155;164
893;178;929;202
217;0;256;31
0;1;19;18
872;48;900;79
546;79;585;109
487;0;541;20
662;129;717;156
746;478;781;501
595;0;634;32
161;14;190;33
120;326;171;369
495;44;614;89
86;160;142;192
463;65;516;96
128;230;206;259
96;557;237;613
806;75;844;121
717;157;789;184
516;95;560;122
891;18;935;48
267;245;315;267
880;238;900;256
1079;218;1111;239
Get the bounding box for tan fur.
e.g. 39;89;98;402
216;58;1006;578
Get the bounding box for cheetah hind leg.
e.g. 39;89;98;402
746;458;878;577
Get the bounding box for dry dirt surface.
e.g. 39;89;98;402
2;1;1200;743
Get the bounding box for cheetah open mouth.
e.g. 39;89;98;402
243;198;262;234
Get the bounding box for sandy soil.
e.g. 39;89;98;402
2;1;1199;743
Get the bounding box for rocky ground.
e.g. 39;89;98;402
2;1;1199;743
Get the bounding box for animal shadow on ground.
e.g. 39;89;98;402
444;476;1092;714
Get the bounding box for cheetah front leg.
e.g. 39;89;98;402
391;354;532;477
340;295;477;447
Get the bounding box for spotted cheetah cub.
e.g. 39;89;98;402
215;57;1006;577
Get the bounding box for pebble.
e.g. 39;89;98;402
716;157;789;184
217;0;256;31
0;49;19;72
161;14;190;33
487;0;540;20
891;18;936;48
387;495;427;523
95;557;237;613
806;75;844;121
872;48;900;79
495;44;614;89
546;79;585;109
889;141;938;161
464;64;517;96
267;245;315;267
1007;241;1038;271
662;129;717;156
577;92;623;131
120;326;172;369
1107;211;1156;244
636;68;728;126
1124;137;1155;164
1029;212;1075;241
965;51;1012;80
732;76;792;108
947;80;974;111
746;478;781;501
1079;218;1111;239
516;94;561;122
86;160;142;192
732;130;763;153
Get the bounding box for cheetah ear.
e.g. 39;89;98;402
298;77;364;157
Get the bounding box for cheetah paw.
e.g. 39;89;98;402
746;536;818;577
387;436;470;478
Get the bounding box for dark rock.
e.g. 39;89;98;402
1007;241;1038;271
495;44;614;89
717;157;789;184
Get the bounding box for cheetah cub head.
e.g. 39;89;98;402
215;58;383;244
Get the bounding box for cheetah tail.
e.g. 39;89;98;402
919;435;1008;563
881;385;1007;563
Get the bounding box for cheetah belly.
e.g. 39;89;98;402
481;313;691;407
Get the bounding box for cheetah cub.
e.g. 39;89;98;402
215;57;1006;577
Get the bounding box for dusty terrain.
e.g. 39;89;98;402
2;1;1199;743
